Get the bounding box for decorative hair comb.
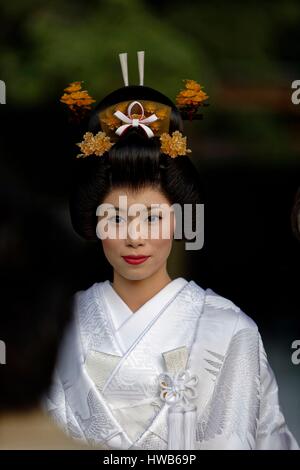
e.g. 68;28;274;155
60;51;208;159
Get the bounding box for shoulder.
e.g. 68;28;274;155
188;280;258;334
73;280;110;318
72;280;109;336
74;280;107;304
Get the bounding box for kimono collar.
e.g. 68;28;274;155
102;277;188;332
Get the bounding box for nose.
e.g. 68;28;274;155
126;235;145;248
125;222;146;247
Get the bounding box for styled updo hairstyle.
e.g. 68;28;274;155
69;85;203;241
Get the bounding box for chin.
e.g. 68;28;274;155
119;269;150;282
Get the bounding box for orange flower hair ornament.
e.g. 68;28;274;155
176;79;209;121
61;51;208;159
60;81;96;122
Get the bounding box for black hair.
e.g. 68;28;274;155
69;85;203;240
0;172;76;413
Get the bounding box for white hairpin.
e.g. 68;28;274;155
119;52;129;87
137;50;144;86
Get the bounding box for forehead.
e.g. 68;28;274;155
102;187;171;207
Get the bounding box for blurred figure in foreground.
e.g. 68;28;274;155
0;171;92;449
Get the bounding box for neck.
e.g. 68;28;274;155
112;267;172;313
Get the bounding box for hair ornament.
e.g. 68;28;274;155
118;50;145;87
119;52;129;87
62;51;208;158
160;130;192;158
76;128;191;159
99;100;171;141
176;79;209;121
114;100;158;138
60;81;96;122
76;131;113;158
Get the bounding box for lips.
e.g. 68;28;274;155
122;255;150;265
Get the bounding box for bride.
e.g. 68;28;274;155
44;52;299;450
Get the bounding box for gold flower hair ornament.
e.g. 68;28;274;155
76;131;113;158
176;79;209;121
76;129;191;159
60;81;96;122
160;131;191;158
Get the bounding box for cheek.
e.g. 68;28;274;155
150;236;173;259
148;216;174;256
102;239;122;259
148;214;175;239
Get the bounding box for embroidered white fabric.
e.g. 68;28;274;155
42;279;299;450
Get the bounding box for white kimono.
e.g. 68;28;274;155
43;278;299;450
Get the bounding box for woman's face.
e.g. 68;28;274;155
97;186;175;281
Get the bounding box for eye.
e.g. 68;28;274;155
108;214;126;224
147;214;162;223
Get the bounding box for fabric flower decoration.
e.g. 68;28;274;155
76;131;113;158
158;369;199;405
160;130;192;158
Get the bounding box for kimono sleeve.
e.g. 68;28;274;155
255;333;299;450
41;368;68;434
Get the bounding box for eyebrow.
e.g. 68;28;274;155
114;204;162;211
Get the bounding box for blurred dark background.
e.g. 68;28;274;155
0;0;299;441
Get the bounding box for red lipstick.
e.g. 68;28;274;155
122;255;150;265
